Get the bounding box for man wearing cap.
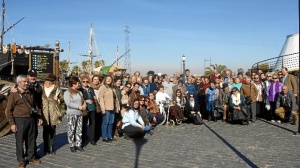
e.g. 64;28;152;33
6;75;43;168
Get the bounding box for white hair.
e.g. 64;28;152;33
16;75;27;84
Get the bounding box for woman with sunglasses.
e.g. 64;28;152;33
229;87;248;125
79;75;98;146
184;94;202;125
139;96;153;135
268;74;283;123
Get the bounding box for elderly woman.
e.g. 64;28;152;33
42;74;65;155
64;76;86;152
229;87;248;125
122;99;150;140
268;74;283;123
79;75;98;146
184;94;202;125
205;80;219;122
98;76;120;142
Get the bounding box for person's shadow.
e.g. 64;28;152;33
37;132;68;157
133;138;148;168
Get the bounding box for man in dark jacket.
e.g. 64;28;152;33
275;85;298;125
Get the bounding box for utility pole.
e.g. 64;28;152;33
124;22;131;74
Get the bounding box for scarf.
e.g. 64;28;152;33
206;86;216;112
141;84;151;96
231;93;241;106
269;81;282;102
90;83;101;90
189;100;195;108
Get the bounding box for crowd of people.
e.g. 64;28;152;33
4;67;299;168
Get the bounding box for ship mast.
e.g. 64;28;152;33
89;23;94;73
1;0;5;48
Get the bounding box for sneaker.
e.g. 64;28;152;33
18;162;26;168
29;159;41;165
271;120;275;123
277;120;281;123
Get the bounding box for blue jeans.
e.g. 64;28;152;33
102;111;115;139
145;124;151;135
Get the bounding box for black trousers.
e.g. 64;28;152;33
122;125;145;138
43;125;56;152
82;110;96;145
14;117;36;162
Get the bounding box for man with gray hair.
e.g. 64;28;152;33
275;85;298;125
6;75;43;168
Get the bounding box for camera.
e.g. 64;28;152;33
29;107;38;115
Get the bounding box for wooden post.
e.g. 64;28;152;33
55;40;60;86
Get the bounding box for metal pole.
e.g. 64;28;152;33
183;60;185;73
55;40;60;86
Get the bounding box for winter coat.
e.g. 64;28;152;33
42;85;65;126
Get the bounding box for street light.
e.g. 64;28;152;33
182;54;186;74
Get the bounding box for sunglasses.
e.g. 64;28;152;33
124;76;129;78
82;81;89;83
273;78;278;79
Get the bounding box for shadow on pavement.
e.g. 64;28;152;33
133;138;148;168
37;132;68;157
258;118;296;134
203;123;258;168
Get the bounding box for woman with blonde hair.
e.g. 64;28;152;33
98;76;120;142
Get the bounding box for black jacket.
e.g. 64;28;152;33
184;101;200;116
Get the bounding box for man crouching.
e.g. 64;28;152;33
275;85;298;125
5;75;43;168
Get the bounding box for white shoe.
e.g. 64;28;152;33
271;120;275;122
277;120;281;123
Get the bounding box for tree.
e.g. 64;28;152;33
94;60;105;68
59;60;69;72
71;65;81;75
81;60;91;72
205;64;227;77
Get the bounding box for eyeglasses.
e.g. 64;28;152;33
140;99;144;101
124;76;129;78
125;85;131;88
190;96;194;98
145;100;149;102
273;78;278;79
82;81;89;83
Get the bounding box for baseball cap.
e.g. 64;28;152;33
27;69;37;76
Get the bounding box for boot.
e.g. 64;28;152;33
49;145;56;155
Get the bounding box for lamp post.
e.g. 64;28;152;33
182;54;186;74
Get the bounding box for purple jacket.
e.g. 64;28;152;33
268;81;283;102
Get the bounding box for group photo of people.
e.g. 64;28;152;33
4;67;299;168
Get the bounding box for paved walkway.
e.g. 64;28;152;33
0;118;300;168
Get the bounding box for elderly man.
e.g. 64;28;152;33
281;67;298;97
6;75;43;168
162;75;174;97
275;85;298;125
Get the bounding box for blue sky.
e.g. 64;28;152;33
3;0;299;76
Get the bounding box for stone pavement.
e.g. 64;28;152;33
0;118;300;168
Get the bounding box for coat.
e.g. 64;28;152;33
241;83;258;103
184;101;200;116
98;85;120;112
42;85;65;126
282;74;298;95
276;90;298;111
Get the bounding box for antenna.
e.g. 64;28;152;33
124;22;131;74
